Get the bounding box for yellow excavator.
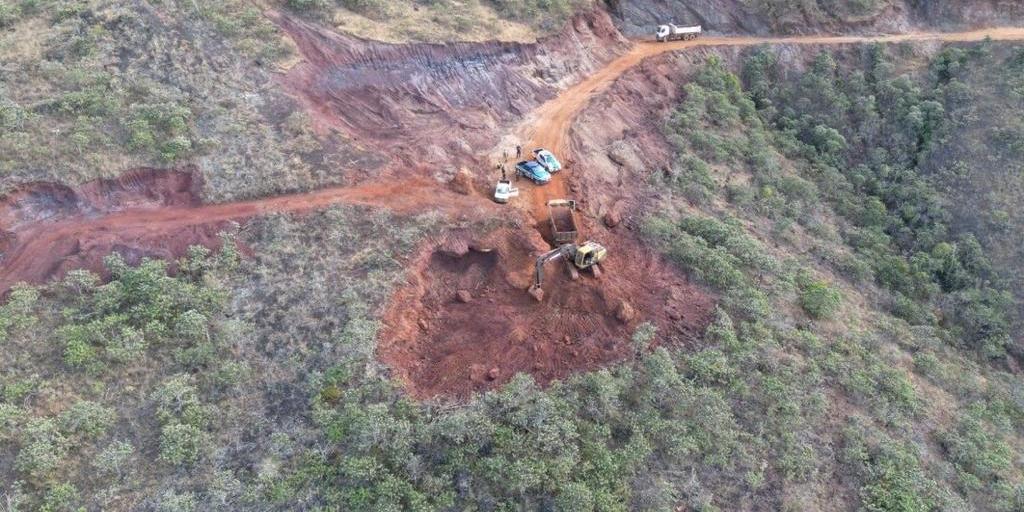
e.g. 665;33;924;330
527;241;608;301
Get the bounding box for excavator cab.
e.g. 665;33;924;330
574;242;607;269
528;241;608;301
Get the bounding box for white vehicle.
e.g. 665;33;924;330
656;24;702;42
494;179;519;204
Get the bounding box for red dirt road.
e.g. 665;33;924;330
4;27;1022;294
515;26;1024;222
0;178;488;294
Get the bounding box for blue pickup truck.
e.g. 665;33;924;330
515;160;551;184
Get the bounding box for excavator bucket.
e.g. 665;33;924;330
527;285;545;302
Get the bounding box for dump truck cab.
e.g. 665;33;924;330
656;23;702;42
656;25;671;41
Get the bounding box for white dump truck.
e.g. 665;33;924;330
656;24;702;42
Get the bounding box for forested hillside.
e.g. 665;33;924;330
2;1;1023;510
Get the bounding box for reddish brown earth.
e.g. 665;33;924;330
378;228;715;399
268;9;628;171
0;174;490;294
3;21;1024;397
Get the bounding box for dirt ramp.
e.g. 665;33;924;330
378;228;716;399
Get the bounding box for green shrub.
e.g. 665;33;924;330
40;482;79;512
286;0;328;11
2;376;39;404
939;404;1014;495
159;423;204;466
59;400;115;439
15;418;68;479
340;0;390;18
158;490;198;512
0;2;21;28
124;102;195;162
663;154;717;203
799;279;842;319
93;440;135;477
0;403;24;441
62;336;100;371
151;374;206;428
0;284;39;342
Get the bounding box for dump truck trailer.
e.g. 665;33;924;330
547;199;579;244
656;24;702;42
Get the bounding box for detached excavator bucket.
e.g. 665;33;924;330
527;285;545;302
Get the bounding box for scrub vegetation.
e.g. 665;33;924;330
642;42;1024;510
0;0;369;202
280;0;592;43
1;1;1024;510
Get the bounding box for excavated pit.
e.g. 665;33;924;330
378;228;716;399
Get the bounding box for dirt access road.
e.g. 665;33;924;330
516;26;1024;221
3;27;1024;294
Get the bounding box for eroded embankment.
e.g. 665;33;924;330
0;168;217;291
269;9;628;170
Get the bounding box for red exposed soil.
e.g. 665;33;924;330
268;9;628;171
0;173;491;294
3;21;1024;397
378;228;715;399
0;168;199;229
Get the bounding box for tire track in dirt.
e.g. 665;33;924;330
3;27;1024;294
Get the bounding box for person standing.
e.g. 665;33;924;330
516;144;523;160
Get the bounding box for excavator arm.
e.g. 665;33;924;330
533;246;569;288
528;245;572;301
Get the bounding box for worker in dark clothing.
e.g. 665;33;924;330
500;163;508;181
516;144;522;160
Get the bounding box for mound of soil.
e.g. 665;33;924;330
379;228;716;399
